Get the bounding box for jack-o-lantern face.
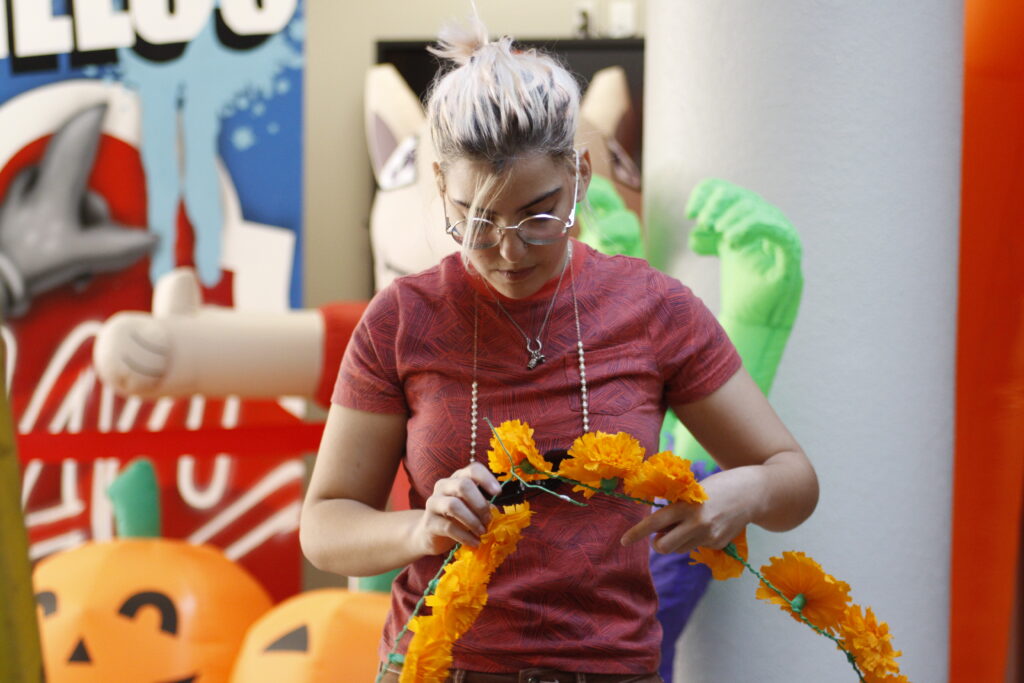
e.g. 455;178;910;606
34;539;272;683
230;589;391;682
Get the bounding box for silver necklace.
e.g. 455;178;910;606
482;249;570;371
470;247;589;462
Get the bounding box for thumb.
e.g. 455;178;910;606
688;222;722;256
152;267;202;318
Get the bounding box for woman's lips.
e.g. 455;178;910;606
497;266;535;282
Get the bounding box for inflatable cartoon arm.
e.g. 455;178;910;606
687;178;803;392
93;268;366;404
665;179;804;466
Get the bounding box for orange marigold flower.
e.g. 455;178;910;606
689;528;748;581
755;551;852;632
487;419;552;482
836;604;903;681
402;617;454;683
427;561;489;639
558;431;645;497
623;451;708;504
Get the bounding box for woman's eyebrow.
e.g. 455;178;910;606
452;186;562;213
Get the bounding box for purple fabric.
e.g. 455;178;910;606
651;460;717;681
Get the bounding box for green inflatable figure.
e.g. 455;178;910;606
662;178;804;467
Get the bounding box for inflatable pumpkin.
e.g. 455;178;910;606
34;538;272;682
230;589;391;682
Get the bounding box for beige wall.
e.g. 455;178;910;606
303;0;646;306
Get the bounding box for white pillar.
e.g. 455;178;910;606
644;3;962;682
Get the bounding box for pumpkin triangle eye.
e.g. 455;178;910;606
264;625;308;652
69;639;91;664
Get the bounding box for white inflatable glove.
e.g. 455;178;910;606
93;268;324;399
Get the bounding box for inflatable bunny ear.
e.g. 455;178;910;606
364;64;454;291
364;64;426;190
578;66;642;217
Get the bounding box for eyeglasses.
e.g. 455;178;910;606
443;152;580;250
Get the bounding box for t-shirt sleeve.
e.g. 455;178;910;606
331;286;409;414
649;271;743;406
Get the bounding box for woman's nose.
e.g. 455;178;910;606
497;229;527;262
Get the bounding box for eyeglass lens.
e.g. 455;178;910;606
453;216;567;248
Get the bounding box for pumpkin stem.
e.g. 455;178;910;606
107;459;161;538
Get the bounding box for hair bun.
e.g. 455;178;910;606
429;15;490;66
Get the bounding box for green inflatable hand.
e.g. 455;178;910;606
664;179;804;467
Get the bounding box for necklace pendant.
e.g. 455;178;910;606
527;349;546;370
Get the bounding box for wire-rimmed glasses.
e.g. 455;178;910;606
443;153;580;250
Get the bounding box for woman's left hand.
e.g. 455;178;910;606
620;466;762;554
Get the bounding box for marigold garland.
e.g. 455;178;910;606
399;503;533;683
381;420;905;683
690;527;748;580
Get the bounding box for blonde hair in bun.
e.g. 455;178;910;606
426;6;581;171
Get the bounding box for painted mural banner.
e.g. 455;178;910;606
3;0;309;601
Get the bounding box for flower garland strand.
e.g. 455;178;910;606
377;419;905;682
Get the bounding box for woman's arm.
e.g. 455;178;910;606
621;366;818;553
300;404;501;577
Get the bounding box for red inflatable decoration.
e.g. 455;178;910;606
953;0;1024;680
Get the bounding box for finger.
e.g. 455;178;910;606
687;221;722;257
620;505;694;546
691;181;752;228
438;475;493;527
685;178;724;219
433;496;488;537
440;517;482;548
650;523;703;555
152;267;203;318
35;104;107;211
463;461;503;497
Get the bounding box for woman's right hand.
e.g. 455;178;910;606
412;462;502;556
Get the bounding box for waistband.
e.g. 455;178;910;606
378;663;662;683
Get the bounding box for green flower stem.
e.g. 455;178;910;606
722;545;866;683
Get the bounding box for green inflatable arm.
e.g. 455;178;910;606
664;179;804;467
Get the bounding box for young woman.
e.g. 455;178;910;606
301;17;818;682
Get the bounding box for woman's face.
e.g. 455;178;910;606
439;152;590;299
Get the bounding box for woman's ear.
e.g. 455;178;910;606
576;148;593;202
433;162;445;196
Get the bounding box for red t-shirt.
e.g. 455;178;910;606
332;241;740;674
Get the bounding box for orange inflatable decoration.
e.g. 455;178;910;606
953;0;1024;680
230;589;391;682
34;539;272;682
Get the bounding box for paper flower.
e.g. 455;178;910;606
623;451;708;504
487;420;552;481
689;527;748;581
402;615;454;683
400;503;533;682
755;551;852;632
836;604;904;682
558;431;645;497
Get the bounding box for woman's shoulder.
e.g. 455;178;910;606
367;253;466;313
578;241;686;298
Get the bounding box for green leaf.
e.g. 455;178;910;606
600;477;620;493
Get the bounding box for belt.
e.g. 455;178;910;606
378;664;662;682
